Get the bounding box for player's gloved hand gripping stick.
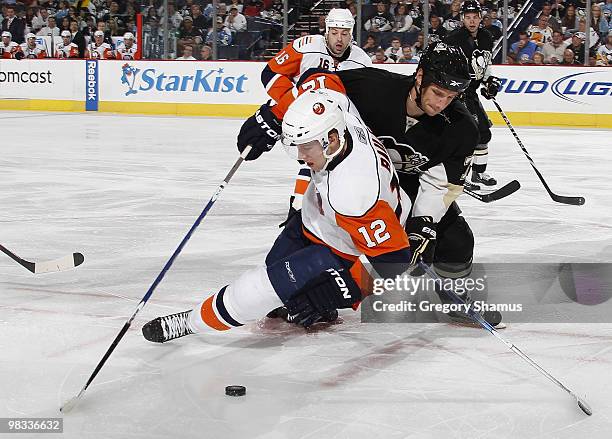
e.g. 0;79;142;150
60;146;252;413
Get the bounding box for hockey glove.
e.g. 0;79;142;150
405;216;437;275
285;268;362;328
237;101;282;161
481;76;501;100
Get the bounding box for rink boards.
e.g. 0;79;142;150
0;59;610;127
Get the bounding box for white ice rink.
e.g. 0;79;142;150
1;111;611;438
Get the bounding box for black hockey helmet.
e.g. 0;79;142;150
461;0;482;18
416;41;471;93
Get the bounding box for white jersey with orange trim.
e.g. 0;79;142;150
55;42;79;58
301;100;411;270
116;43;138;60
261;35;372;110
0;41;22;59
88;42;113;59
20;43;47;58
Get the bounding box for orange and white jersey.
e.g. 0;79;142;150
115;43;138;60
262;35;371;113
20;43;47;58
55;42;79;58
0;41;22;59
88;42;113;59
301;101;411;284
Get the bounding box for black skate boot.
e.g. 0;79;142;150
142;310;195;343
463;180;481;192
471;172;497;186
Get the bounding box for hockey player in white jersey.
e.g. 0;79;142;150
0;31;23;59
88;30;113;59
115;32;138;60
141;90;435;342
55;30;79;58
20;33;47;58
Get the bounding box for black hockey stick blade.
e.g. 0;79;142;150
550;194;585;206
464;180;521;203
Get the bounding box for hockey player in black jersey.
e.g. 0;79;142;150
445;0;501;190
236;42;502;327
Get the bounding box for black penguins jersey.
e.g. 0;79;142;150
336;67;479;221
445;26;494;95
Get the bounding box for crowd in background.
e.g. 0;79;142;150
1;0;611;65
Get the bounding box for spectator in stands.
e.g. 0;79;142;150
542;30;567;64
160;3;183;30
443;0;462;32
561;47;578;64
509;31;538;63
206;16;232;46
407;0;424;29
260;0;282;23
59;16;71;32
191;4;210;33
549;0;565;21
527;14;554;48
604;0;612;16
540;2;561;32
243;0;264;17
2;5;25;43
591;4;609;42
145;5;160;26
364;2;393;33
316;16;326;35
229;0;244;14
225;6;247;33
574;19;599;49
489;9;502;28
411;32;425;58
483;14;501;40
32;7;49;33
429;15;447;38
384;36;402;62
393;4;414;32
24;7;36;32
596;32;612;65
55;1;70;21
82;15;97;38
200;44;212;60
37;15;60;37
532;51;545;64
179;15;203;51
218;3;229;23
566;32;596;64
561;5;579;34
361;34;378;57
176;44;196;60
389;0;401;17
372;47;394;63
397;45;418;63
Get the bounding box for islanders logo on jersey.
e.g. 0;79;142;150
121;63;140;96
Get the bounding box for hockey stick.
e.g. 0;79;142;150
463;179;521;203
60;146;252;413
0;244;84;274
418;260;592;416
489;97;585;206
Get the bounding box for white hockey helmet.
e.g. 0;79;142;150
325;8;354;35
1;31;11;39
123;32;135;40
281;90;347;169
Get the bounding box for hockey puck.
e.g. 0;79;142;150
225;385;246;397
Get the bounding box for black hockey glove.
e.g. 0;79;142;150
237;101;282;161
481;76;501;100
405;216;437;275
285;268;362;328
14;51;25;60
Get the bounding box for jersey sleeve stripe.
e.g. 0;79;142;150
199;294;231;331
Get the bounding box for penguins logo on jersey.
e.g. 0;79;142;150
470;49;492;80
378;136;429;174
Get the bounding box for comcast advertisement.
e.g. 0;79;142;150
0;59;83;100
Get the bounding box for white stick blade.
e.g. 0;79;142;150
34;253;84;274
60;395;81;413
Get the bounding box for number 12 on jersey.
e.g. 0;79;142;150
358;220;390;248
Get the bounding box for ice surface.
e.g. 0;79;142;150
1;112;611;438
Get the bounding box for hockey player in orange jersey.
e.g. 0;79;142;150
115;32;138;60
88;30;113;59
141;90;435;342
